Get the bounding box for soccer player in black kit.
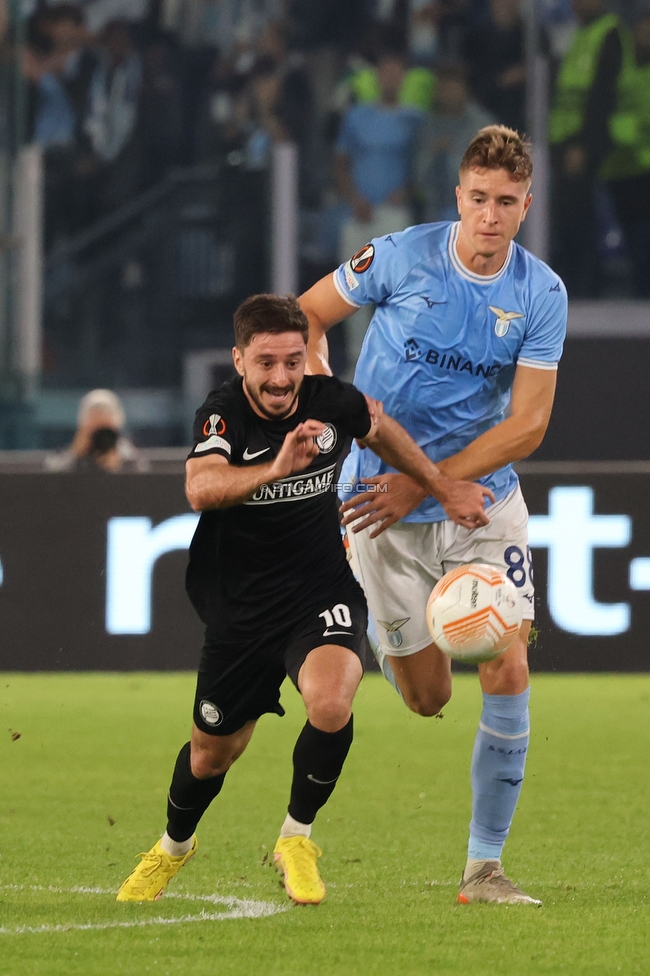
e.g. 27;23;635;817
116;294;492;906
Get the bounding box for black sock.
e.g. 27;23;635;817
166;741;226;842
288;717;354;825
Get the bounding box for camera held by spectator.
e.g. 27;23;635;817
45;389;144;472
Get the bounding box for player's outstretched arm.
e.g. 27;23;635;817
185;421;324;511
299;274;358;376
341;365;557;535
355;413;495;535
436;365;557;482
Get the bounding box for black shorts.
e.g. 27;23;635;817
192;585;368;736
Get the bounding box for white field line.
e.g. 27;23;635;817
0;884;289;934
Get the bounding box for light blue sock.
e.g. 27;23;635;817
468;688;530;861
366;615;403;700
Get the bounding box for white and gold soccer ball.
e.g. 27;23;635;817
425;563;523;664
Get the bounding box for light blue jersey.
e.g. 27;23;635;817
335;221;567;522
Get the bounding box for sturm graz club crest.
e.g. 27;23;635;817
200;700;223;727
378;617;411;649
316;423;337;454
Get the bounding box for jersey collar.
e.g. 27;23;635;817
448;221;514;285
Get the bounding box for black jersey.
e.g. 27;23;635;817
185;374;372;638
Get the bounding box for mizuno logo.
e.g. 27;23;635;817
243;446;270;461
549;282;560;292
497;777;523;786
422;296;447;308
322;628;353;637
307;774;339;785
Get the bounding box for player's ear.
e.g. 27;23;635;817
520;191;533;221
455;184;461;214
232;345;245;376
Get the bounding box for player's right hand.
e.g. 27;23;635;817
340;473;428;538
437;480;495;528
269;420;324;481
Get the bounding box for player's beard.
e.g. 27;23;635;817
244;378;300;419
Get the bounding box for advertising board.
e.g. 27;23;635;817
1;468;649;671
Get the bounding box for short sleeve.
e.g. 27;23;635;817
340;383;372;439
188;392;242;460
333;232;406;309
517;278;568;370
317;378;372;439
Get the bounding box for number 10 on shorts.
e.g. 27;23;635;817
319;604;353;632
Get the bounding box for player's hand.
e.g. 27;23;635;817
435;479;495;529
270;420;324;480
340;473;427;538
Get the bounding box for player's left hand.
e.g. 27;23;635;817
340;473;427;538
436;479;495;528
270;420;325;480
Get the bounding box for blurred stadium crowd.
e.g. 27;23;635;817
2;0;648;284
0;0;649;445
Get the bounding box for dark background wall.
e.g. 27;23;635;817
532;339;650;461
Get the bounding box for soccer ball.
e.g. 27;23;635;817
425;563;523;664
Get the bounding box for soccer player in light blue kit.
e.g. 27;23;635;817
299;126;567;905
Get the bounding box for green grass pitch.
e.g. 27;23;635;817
1;672;649;976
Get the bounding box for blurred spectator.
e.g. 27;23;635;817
413;65;495;222
162;0;282;53
432;0;475;63
335;51;423;371
44;389;146;472
139;33;184;182
45;4;97;125
84;20;142;166
248;21;316;200
549;0;631;296
335;53;423;240
77;20;144;219
409;1;440;64
21;5;98;246
601;12;650;297
195;20;316;202
81;0;151;37
463;0;527;133
334;23;436;113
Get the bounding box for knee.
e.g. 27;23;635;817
305;694;352;733
483;658;529;696
190;747;234;780
403;683;452;718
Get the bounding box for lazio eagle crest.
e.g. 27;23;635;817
489;306;524;337
378;617;411;649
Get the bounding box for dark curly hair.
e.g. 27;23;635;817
233;294;309;349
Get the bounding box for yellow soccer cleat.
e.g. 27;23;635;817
116;836;197;902
273;835;326;905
